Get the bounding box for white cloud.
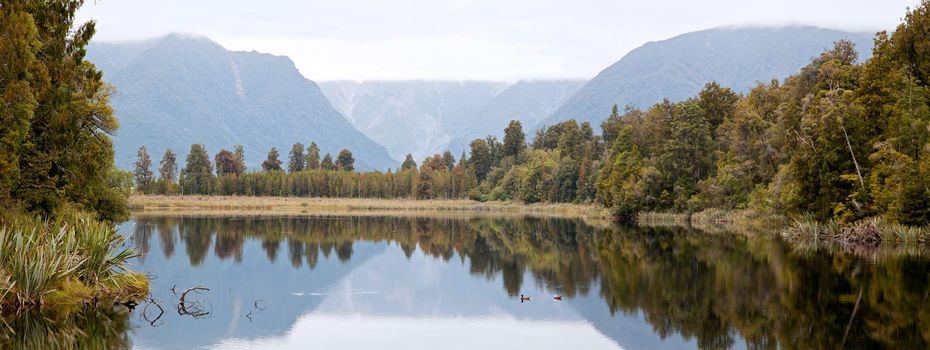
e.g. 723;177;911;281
76;0;919;81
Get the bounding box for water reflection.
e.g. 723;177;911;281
0;308;131;349
4;215;928;349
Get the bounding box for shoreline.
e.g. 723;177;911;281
128;195;614;222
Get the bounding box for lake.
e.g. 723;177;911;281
4;215;929;349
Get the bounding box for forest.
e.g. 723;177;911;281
136;1;930;228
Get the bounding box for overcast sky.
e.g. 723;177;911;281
76;0;920;82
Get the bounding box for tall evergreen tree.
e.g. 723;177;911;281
306;142;321;170
401;154;417;170
697;82;739;131
336;149;355;171
598;125;647;221
160;149;178;182
234;145;246;169
182;144;213;194
288;142;306;173
321;153;335;171
503;120;526;158
134;146;155;191
262;147;283;172
469;139;492;182
442;151;456;171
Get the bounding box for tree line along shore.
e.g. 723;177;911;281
131;3;930;246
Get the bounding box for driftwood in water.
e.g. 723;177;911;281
142;297;165;327
177;286;211;318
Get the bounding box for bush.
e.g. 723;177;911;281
0;215;147;309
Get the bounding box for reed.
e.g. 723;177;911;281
781;216;930;248
635;212;691;226
0;216;147;311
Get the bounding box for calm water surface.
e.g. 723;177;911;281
5;215;930;349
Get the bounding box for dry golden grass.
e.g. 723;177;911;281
128;195;613;222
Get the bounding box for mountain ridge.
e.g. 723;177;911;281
319;79;585;160
544;25;874;126
88;34;398;171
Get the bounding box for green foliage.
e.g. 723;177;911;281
146;142;480;199
0;214;146;307
592;5;930;227
182;144;213;194
401;154;417;170
305;142;320;170
214;148;244;177
469;139;492;181
336;149;355;171
159;149;178;182
288;143;305;173
502;120;526;158
261;147;283;172
133;147;154;193
0;0;128;221
320;153;334;171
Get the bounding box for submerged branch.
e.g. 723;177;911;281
177;286;210;318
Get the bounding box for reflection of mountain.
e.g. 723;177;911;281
123;216;930;350
123;219;387;350
212;314;620;350
205;246;623;350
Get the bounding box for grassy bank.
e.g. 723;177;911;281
128;195;613;221
0;216;148;313
782;216;930;246
636;208;930;255
636;209;785;235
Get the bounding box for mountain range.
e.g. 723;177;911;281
88;34;397;171
319;80;583;160
89;26;877;171
543;26;874;126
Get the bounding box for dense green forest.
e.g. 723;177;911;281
0;0;131;222
137;1;930;227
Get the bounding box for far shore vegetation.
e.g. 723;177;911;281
0;1;148;315
130;1;930;251
128;195;614;224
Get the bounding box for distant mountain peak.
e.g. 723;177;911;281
319;80;585;160
87;35;397;170
543;26;874;127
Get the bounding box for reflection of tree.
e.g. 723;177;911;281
132;222;152;262
336;242;353;262
159;220;177;258
261;239;280;263
305;243;319;268
179;218;213;266
594;225;930;349
0;308;131;349
136;215;930;349
287;239;303;268
214;234;244;262
141;215;602;299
